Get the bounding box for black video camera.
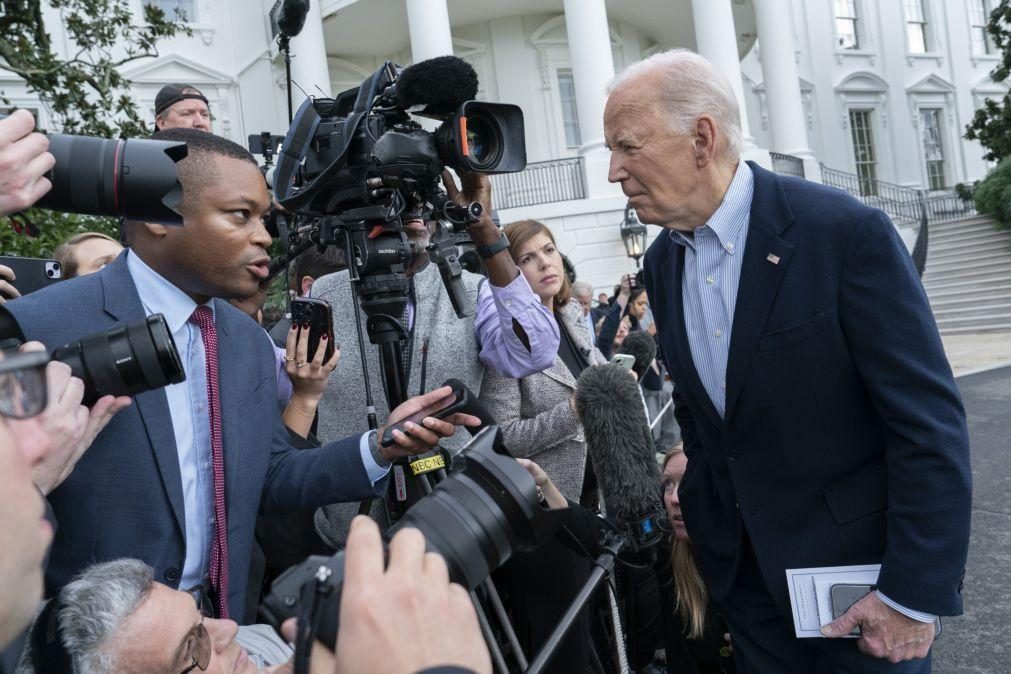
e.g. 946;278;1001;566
267;56;525;323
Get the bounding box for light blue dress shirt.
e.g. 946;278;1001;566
668;165;934;624
126;251;386;591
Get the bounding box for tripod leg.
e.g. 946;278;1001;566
471;590;511;674
481;578;528;670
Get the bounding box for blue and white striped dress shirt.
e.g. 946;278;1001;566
669;160;753;418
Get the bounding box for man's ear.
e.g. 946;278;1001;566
693;115;719;167
141;221;170;240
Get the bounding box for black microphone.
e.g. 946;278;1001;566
575;364;664;551
275;0;310;38
391;55;479;114
617;330;657;382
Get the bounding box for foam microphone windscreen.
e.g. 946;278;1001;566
617;330;657;381
575;364;663;522
395;56;479;114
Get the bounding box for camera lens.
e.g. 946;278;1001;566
465;116;501;171
51;314;186;406
261;427;565;649
37;134;188;225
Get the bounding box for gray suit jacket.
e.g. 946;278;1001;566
479;300;607;501
310;263;486;547
6;253;383;620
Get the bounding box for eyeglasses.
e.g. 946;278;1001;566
0;350;49;419
178;615;211;674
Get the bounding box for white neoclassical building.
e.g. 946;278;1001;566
2;0;1001;294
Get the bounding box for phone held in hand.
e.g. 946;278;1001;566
0;256;62;296
610;353;635;371
290;297;335;362
380;387;466;448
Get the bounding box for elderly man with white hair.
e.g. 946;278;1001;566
607;49;970;672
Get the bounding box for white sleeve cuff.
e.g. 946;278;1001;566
875;590;937;623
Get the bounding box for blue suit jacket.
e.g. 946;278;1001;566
7;253;383;619
643;163;971;617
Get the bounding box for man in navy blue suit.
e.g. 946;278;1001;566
6;129;477;622
605;50;971;671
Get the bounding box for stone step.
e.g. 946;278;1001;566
936;313;1011;330
922;264;1011;284
929;215;998;231
929;226;1008;245
938;322;1011;334
930;287;1011;308
927;232;1011;256
926;252;1011;273
932;301;1011;319
923;273;1011;293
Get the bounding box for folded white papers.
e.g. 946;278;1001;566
784;564;880;638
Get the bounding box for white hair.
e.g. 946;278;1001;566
571;281;593;298
607;48;742;160
57;559;154;674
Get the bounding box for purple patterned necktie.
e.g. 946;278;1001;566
189;305;230;619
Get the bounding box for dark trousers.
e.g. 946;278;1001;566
717;541;931;674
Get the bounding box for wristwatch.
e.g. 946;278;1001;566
476;233;510;260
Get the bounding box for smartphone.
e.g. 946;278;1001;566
380;387;465;448
830;584;874;636
610;353;636;371
290;297;335;362
829;583;942;639
0;256;62;297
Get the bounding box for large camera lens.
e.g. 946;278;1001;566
435;101;527;174
261;427;565;649
37;134;187;225
51;314;185;406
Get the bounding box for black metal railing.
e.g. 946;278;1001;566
820;165;977;225
770;152;805;179
490;157;586;210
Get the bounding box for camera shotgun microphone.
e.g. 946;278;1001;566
575;363;665;554
387;55;479;114
616;330;657;382
275;0;310;38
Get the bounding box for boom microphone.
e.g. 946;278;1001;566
391;55;479;114
617;330;657;382
275;0;310;38
575;364;664;550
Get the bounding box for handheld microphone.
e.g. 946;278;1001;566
388;55;479;114
575;364;665;553
617;330;657;382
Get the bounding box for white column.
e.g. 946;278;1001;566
406;0;454;63
754;0;820;181
563;0;621;197
289;1;331;98
691;0;768;166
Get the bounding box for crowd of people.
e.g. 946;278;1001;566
0;45;970;674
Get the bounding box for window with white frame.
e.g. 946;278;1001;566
904;0;929;53
969;0;993;55
557;70;582;149
919;108;947;190
849;109;877;196
144;0;195;21
835;0;861;50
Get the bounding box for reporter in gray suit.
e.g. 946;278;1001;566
5;129;475;622
479;220;608;502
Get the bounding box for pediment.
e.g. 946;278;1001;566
121;54;232;85
530;15;621;47
834;71;889;93
972;74;1008;94
906;73;955;94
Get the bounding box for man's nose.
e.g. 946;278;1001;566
205;618;239;651
607;153;624;183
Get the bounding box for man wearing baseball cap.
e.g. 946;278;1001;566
154;83;211;132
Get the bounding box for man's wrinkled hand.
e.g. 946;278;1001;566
0;109;54;217
821;592;934;663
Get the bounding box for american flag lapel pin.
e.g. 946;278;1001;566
766;253;781;265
